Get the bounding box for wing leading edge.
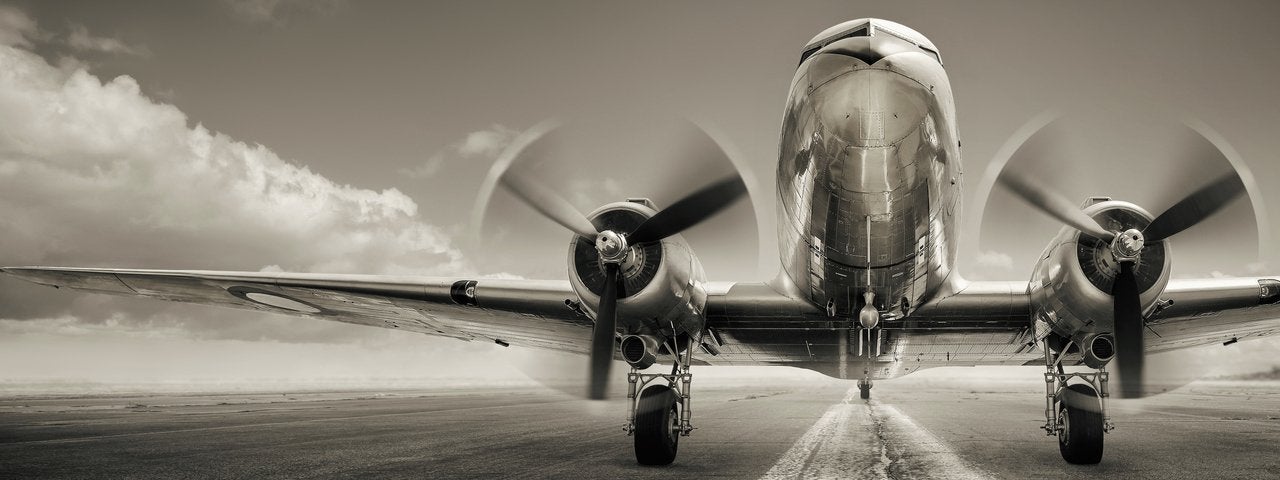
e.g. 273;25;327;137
5;267;1278;372
1;266;594;354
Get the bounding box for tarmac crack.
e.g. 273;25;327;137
870;402;899;480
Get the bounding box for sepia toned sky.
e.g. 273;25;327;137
1;0;1278;385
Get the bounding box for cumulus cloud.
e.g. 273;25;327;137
0;30;475;341
568;176;625;210
0;43;470;275
0;5;37;47
66;24;149;56
400;124;518;179
223;0;345;25
974;250;1014;271
962;250;1017;281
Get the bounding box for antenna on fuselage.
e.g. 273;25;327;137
857;215;881;357
865;215;872;295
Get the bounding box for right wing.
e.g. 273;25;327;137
1;266;594;354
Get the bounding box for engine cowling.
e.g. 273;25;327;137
1028;200;1172;364
567;200;709;350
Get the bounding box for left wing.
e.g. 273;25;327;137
1144;276;1280;352
1;266;594;353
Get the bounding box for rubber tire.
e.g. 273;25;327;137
1058;384;1104;464
859;383;871;400
634;385;679;466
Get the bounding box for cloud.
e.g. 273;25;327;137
0;34;475;340
567;176;625;210
400;124;518;179
223;0;345;25
974;250;1014;271
962;250;1017;281
1174;262;1272;279
458;126;519;157
0;5;37;47
65;24;149;56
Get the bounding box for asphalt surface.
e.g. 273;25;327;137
1;379;1278;479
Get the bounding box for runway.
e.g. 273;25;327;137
2;378;1278;479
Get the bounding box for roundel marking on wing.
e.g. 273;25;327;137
228;286;324;314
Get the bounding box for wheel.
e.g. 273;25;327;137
1057;383;1104;464
634;384;679;465
858;382;871;400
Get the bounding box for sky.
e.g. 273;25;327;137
1;0;1279;388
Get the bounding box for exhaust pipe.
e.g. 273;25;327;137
1080;333;1116;369
620;335;660;369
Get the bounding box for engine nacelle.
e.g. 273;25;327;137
1028;200;1171;358
568;200;709;347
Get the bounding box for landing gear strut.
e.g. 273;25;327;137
1041;339;1112;464
625;337;695;465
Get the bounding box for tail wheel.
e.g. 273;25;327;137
1058;383;1104;464
858;380;871;400
634;384;680;465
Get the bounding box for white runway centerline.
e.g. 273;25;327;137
760;387;991;480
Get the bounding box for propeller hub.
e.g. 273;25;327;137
1111;228;1145;261
595;230;629;263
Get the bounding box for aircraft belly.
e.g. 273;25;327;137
707;327;1037;380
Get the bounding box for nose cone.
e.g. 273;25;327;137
805;18;939;55
808;59;929;148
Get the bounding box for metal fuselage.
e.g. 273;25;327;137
775;19;962;320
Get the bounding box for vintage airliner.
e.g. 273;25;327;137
5;18;1276;466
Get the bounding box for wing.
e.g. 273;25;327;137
1;266;594;353
702;279;1039;377
1145;276;1280;352
704;275;1280;377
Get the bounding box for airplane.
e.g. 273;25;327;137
3;18;1277;467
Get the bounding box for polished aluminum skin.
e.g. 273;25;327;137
1029;201;1172;348
568;200;709;343
776;18;962;319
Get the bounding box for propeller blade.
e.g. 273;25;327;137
500;167;600;238
1112;261;1145;398
628;176;747;244
588;263;621;400
998;169;1115;241
1143;173;1245;242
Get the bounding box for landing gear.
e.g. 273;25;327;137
625;338;695;466
857;378;872;400
1058;384;1104;464
1041;339;1112;464
634;384;680;465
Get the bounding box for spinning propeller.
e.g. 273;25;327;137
497;123;747;400
998;133;1246;398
